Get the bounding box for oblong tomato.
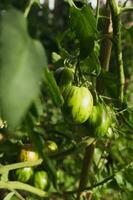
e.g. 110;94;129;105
54;67;74;87
34;170;49;190
45;140;58;155
88;103;111;137
20;148;39;162
15;167;33;183
63;86;93;124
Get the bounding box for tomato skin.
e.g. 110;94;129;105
88;103;111;137
54;67;74;87
20;149;39;162
15;167;33;183
34;171;49;190
63;86;93;124
45;140;58;154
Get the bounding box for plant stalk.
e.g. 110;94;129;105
0;181;48;197
76;143;95;200
109;0;125;104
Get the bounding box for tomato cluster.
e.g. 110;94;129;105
14;143;58;191
55;66;115;137
55;67;94;124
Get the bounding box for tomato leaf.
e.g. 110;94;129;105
0;8;47;129
70;5;98;59
80;51;101;76
44;68;64;106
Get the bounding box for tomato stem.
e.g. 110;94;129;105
76;142;95;200
0;181;48;197
0;159;42;176
109;0;125;105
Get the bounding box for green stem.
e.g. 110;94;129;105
24;0;34;18
120;7;133;13
13;191;25;200
0;181;48;197
0;159;42;174
67;0;77;8
109;0;125;104
96;0;100;27
122;0;129;7
76;143;95;200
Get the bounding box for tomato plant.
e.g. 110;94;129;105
0;0;133;200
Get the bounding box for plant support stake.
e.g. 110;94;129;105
109;0;125;104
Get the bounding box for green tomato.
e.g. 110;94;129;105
54;67;74;87
15;167;33;183
45;140;58;154
63;86;93;124
20;148;39;162
34;171;49;190
88;103;111;137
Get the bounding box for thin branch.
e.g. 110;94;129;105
11;190;25;200
120;7;133;13
99;8;112;71
122;0;130;7
0;159;43;174
52;160;133;197
0;181;48;197
96;0;100;27
24;0;34;18
76;143;95;200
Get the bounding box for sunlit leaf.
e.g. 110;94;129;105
44;68;64;106
0;8;47;129
70;5;98;59
80;51;101;76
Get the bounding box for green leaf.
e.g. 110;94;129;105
80;51;101;76
0;8;47;129
115;172;124;187
70;5;98;59
124;166;133;185
44;68;64;106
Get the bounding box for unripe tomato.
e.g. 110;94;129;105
54;67;74;87
34;171;49;190
63;86;93;124
88;103;111;137
20;149;39;162
15;167;33;183
45;140;58;154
